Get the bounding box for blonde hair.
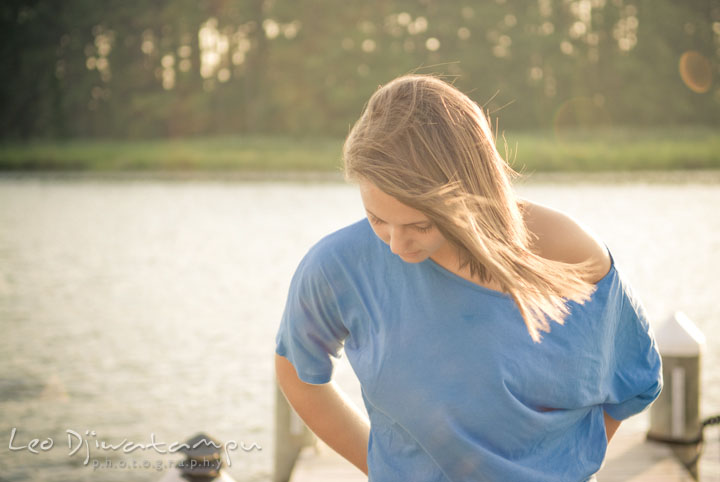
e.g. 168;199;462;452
343;74;596;342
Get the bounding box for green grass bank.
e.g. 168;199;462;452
1;127;718;173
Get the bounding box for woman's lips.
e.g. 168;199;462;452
401;250;421;257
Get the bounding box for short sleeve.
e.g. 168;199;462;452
601;279;663;420
275;251;349;385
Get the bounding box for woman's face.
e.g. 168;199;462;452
359;180;452;264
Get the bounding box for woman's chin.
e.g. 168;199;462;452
398;251;425;263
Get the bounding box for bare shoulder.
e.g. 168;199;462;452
519;199;612;283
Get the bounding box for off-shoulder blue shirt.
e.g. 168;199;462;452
275;219;662;482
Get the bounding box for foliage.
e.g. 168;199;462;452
1;0;718;139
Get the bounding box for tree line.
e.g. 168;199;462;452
1;0;718;139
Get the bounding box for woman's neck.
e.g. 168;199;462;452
430;245;506;293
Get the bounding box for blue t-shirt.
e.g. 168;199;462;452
275;219;662;482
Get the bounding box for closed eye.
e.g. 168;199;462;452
367;213;433;233
367;214;385;225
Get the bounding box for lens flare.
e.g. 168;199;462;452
679;51;712;94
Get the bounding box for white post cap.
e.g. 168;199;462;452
655;311;706;356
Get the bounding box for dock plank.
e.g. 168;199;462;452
290;441;366;482
597;427;694;481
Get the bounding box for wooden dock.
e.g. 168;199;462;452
288;415;718;481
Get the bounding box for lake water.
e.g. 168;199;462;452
0;174;718;481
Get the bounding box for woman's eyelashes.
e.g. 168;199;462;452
367;213;384;225
367;214;433;233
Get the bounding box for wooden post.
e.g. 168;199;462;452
274;381;316;482
647;311;706;480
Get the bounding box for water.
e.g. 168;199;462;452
0;174;718;481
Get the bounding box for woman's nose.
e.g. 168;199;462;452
388;226;411;254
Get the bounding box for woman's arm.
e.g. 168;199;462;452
603;411;622;442
275;353;370;475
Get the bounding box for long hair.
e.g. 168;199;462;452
343;74;596;342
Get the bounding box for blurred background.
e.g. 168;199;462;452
0;1;719;481
0;0;718;170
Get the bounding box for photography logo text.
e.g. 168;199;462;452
7;427;261;467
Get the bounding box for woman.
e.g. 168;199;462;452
275;74;662;481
